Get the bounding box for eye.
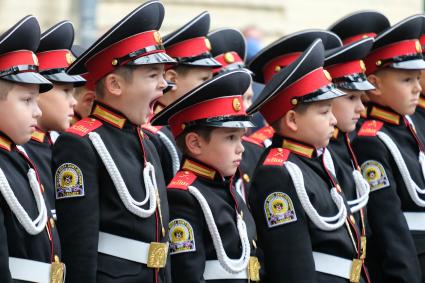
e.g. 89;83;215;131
227;134;236;141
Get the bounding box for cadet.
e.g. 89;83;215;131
411;24;425;142
208;27;263;200
142;11;221;184
70;45;96;125
248;39;369;282
151;69;261;282
323;37;377;281
23;21;85;219
51;1;175;282
0;16;63;282
247;29;342;148
352;15;425;283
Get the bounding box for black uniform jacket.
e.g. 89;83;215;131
52;102;170;283
167;156;259;283
249;134;367;283
0;132;61;283
352;103;423;283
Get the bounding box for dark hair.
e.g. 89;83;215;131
271;102;312;132
95;65;135;98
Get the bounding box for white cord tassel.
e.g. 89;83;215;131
89;132;157;218
285;161;347;231
0;168;47;235
157;131;180;175
234;178;246;203
377;131;425;206
188;186;251;273
324;149;369;213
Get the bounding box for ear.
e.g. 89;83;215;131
283;110;298;132
165;69;178;90
104;73;124;97
185;132;203;156
81;91;96;107
366;74;383;97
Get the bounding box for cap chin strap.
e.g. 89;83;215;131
88;132;157;218
187;185;251;273
157;131;180;175
323;149;369;213
285;161;347;231
0;156;47;235
376;130;425;206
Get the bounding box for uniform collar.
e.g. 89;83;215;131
90;101;136;129
181;157;226;183
368;103;401;125
0;132;15;152
272;134;316;159
30;127;47;143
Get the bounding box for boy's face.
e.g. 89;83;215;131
293;100;337;148
0;83;41;144
195;127;245;177
73;86;95;119
420;70;425;95
121;64;167;125
37;83;76;131
167;67;212;102
332;89;365;133
370;68;422;115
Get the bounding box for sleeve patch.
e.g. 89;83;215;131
167;171;197;190
66;118;102;137
361;160;390;192
264;192;297;228
55;163;85;199
357;120;384;137
168;218;196;255
263;148;290;166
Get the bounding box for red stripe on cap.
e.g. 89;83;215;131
86;30;164;83
343;33;377;45
364;39;421;75
166;37;210;59
0;50;38;71
263;52;301;83
169;95;245;137
81;72;95;91
326;60;365;79
260;67;332;124
212;52;243;74
37;49;73;71
420;34;425;49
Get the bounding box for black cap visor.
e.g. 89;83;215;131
2;72;53;92
42;71;86;87
300;84;346;103
128;52;176;66
185;115;255;129
333;73;375;91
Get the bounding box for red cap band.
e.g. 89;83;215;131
212;51;243;74
260;67;332;124
166;37;211;59
263;52;301;83
0;50;38;71
86;30;164;83
326;60;366;79
169;95;245;137
37;49;74;71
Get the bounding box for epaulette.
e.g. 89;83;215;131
142;123;163;134
249;126;275;145
167;170;197;191
263;148;290;166
31;129;46;143
66;118;103;137
242;136;264;147
357;120;384;137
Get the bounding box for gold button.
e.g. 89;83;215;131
375;60;382;66
274;65;281;73
50;218;55;228
359;60;366;72
291;98;298;106
243;173;250;183
205;38;212;51
416;40;422;53
66;52;75;65
232;98;241;112
181;124;186;130
154;31;162;44
54;255;60;262
323;69;332;81
111;59;118;66
350;215;356;224
224;52;235;64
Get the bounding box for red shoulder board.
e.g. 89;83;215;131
263;148;290;166
142;123;163;134
249;126;275;145
66;118;103;137
357;120;384;137
167;171;197;190
242;136;264;147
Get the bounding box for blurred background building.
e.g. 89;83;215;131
0;0;422;58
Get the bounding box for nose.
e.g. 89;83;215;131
415;78;422;94
330;112;337;127
70;94;77;108
158;75;167;91
34;103;42;119
237;139;245;155
356;99;365;114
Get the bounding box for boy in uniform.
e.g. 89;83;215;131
151;69;260;282
352;15;425;283
0;16;64;283
248;39;369;282
23;21;85;218
51;1;175;282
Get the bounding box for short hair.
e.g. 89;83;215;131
176;125;214;155
0;79;14;100
271;102;311;132
95;65;135;98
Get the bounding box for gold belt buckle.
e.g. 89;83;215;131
360;236;367;260
50;255;65;283
147;242;168;268
350;258;362;283
248;256;261;282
